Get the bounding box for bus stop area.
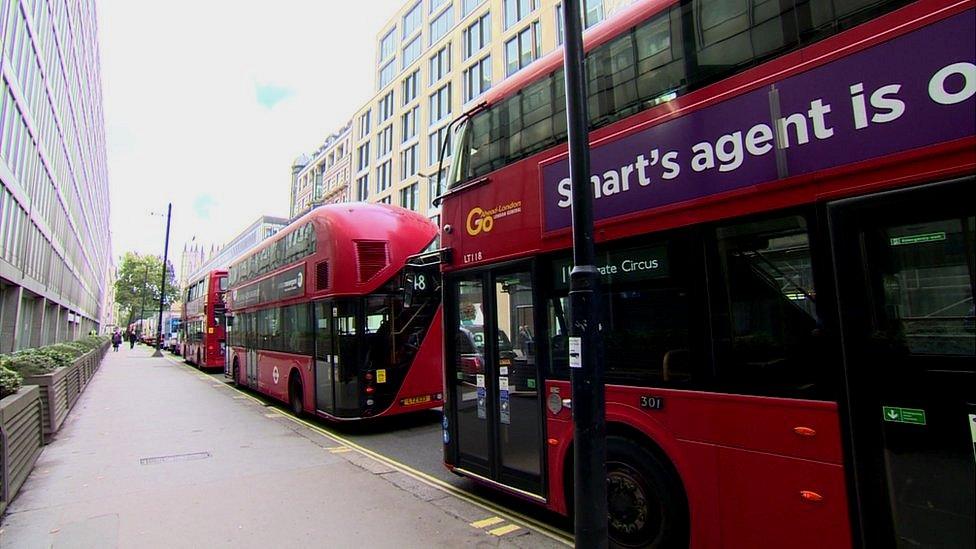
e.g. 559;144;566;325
0;347;561;548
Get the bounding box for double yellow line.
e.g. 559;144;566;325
155;351;573;546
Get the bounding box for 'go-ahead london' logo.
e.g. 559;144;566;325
465;201;522;236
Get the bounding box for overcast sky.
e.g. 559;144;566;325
98;0;404;269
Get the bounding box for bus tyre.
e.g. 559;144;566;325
289;374;303;417
605;436;689;549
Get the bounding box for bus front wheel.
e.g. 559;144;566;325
604;436;689;549
288;373;303;417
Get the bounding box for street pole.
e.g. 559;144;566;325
152;203;172;357
561;1;607;547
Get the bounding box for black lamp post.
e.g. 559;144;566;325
152;203;172;357
138;262;150;339
561;1;607;546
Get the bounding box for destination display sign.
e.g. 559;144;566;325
541;11;976;231
553;245;668;289
230;265;305;309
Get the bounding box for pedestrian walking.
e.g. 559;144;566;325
111;330;122;352
128;330;137;349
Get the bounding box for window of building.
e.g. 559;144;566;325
428;169;447;202
428;125;452;166
584;0;604;27
430;8;455;46
429;83;452;124
357;175;369;200
402;36;422;69
358;110;371;139
357;143;370;171
400;182;420;210
380;195;392;204
401;145;419;180
402;70;419;105
379;29;397;62
430;0;450;13
377;125;394;158
377;160;392;192
504;21;541;76
403;2;422;39
379;60;396;88
378;91;395;122
504;0;537;29
462;0;486;17
402;106;419;142
463;12;491;59
429;45;452;84
463;55;491;102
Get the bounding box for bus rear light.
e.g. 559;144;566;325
793;426;817;437
547;438;559;446
366;399;374;406
800;491;824;503
365;385;375;395
365;372;374;381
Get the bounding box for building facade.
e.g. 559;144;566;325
290;122;353;217
0;0;111;351
182;215;288;287
291;0;633;225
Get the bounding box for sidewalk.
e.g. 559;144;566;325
0;346;551;548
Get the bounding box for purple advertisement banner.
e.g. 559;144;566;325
541;11;976;232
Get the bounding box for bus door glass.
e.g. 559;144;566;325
314;300;336;414
333;300;361;417
830;179;975;548
447;266;544;496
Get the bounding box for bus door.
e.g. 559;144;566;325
314;300;336;414
246;314;258;386
446;265;545;497
829;178;975;548
314;299;362;417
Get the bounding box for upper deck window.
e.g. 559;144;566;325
447;0;909;189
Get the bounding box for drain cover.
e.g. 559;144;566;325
139;451;212;465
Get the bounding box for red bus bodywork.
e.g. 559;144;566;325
439;0;975;547
182;270;227;370
225;203;444;421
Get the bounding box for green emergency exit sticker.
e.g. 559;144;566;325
889;232;945;246
883;406;927;425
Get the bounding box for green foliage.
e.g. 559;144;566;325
0;335;109;378
0;366;22;399
114;252;179;324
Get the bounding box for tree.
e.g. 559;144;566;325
114;252;179;325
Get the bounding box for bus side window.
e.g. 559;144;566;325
712;215;827;399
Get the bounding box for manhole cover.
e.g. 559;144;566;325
139;451;212;465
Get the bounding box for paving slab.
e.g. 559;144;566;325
0;346;535;548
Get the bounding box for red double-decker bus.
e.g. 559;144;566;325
182;269;228;370
437;0;974;547
225;203;444;420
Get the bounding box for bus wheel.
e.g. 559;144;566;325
289;373;303;417
605;436;688;549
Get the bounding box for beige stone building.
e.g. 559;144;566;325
291;0;634;224
290;122;353;217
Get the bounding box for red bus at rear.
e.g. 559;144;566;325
182;269;228;370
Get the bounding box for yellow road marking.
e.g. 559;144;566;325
163;352;572;546
470;516;504;529
327;446;353;454
263;413;281;418
488;524;521;536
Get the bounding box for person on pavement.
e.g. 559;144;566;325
112;330;122;352
128;330;137;349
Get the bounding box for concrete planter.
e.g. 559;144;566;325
22;365;72;443
0;385;43;516
22;345;107;443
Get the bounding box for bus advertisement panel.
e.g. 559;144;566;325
438;0;974;547
225;203;444;421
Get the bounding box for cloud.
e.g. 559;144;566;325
255;83;295;109
193;194;217;219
